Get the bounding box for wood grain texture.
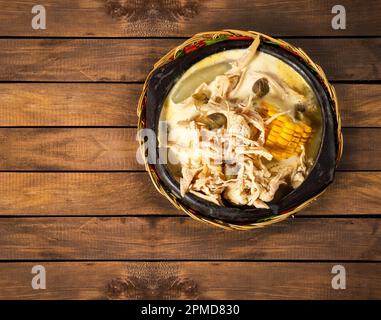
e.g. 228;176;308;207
0;262;379;300
0;84;379;127
0;172;379;216
335;84;381;127
0;83;141;127
0;39;173;82
0;0;379;302
0;0;380;37
0;128;140;170
0;128;378;170
340;128;381;170
0;217;379;260
0;39;380;81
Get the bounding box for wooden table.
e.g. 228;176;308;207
0;0;380;300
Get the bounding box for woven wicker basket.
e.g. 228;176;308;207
137;30;343;230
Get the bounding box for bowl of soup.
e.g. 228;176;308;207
138;30;342;230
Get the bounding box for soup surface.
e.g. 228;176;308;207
159;40;322;208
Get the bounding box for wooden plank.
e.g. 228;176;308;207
0;83;141;127
0;128;140;170
0;0;380;37
0;39;174;82
335;84;381;127
340;128;381;170
0;172;379;216
0;128;378;170
0;84;380;127
0;172;176;215
0;39;379;81
0;262;379;299
306;172;381;215
0;217;379;260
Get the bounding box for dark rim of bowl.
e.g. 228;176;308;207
145;39;339;224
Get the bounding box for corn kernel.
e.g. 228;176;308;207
262;102;313;160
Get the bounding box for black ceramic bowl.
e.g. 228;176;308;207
139;32;342;228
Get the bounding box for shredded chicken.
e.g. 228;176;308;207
166;36;312;208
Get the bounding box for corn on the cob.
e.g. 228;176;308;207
262;102;312;160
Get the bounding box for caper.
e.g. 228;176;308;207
294;103;307;121
295;103;307;113
205;113;227;130
295;111;305;121
192;92;210;106
252;77;270;97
